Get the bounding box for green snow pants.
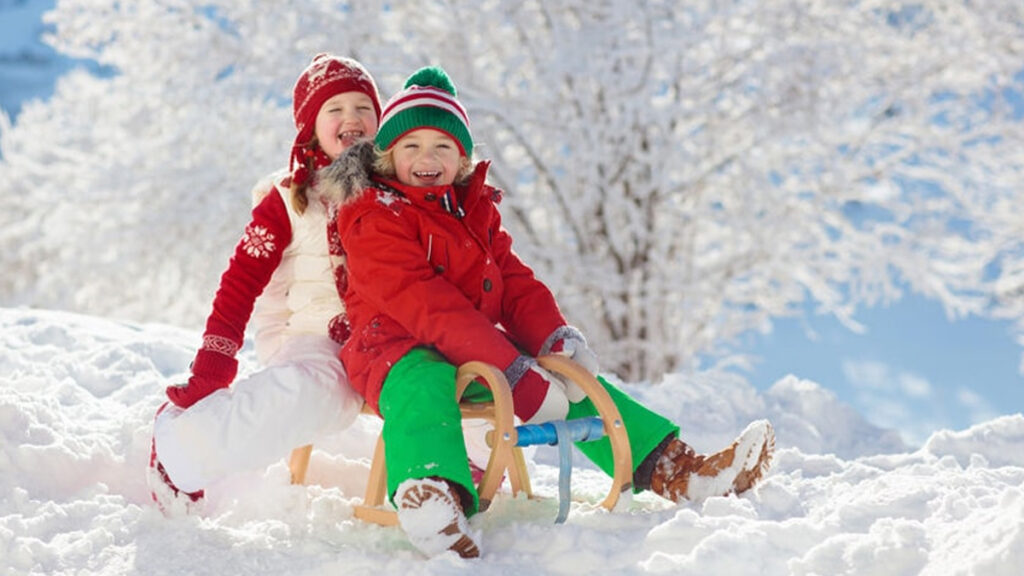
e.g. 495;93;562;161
378;347;680;517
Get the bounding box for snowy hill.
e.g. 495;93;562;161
2;307;1022;575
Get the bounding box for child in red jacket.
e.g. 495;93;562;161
328;66;774;559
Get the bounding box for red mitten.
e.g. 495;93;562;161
507;358;569;424
166;349;237;409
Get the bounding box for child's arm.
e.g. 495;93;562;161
166;189;291;408
487;215;600;390
487;217;569;355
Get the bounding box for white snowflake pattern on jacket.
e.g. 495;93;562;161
241;224;277;259
192;168;348;368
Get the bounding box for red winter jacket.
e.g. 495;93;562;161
336;161;567;412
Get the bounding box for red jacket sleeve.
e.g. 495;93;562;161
343;209;522;371
196;189;291;365
489;212;567;356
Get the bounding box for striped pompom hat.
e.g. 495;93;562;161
375;66;473;157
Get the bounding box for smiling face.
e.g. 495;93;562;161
314;92;379;161
390;129;464;187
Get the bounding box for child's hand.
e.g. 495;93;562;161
165;349;236;409
550;334;600;378
165;376;230;408
547;329;599;403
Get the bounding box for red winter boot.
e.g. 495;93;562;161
650;420;775;502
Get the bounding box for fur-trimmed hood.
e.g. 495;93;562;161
317;139;376;208
318;139;498;211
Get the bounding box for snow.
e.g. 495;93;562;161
3;307;1022;575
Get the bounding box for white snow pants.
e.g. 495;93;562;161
153;334;361;493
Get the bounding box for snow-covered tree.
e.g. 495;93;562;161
384;0;1024;380
0;0;403;323
2;0;1023;382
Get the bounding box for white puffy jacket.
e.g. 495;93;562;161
249;169;345;364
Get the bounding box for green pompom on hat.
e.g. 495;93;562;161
404;66;457;94
375;66;473;157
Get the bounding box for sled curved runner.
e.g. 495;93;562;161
537;354;633;511
287;355;632;525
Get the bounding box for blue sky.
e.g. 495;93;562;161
742;296;1022;446
3;1;1022;448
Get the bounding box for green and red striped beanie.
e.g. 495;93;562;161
375;66;473;157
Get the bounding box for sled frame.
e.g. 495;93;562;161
287;355;632;525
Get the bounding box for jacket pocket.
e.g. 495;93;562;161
426;233;449;275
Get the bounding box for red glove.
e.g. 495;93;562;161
166;349;237;409
507;358;569;424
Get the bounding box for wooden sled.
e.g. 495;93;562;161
287;355;632;525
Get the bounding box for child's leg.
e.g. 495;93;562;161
379;347;480;515
154;334;359;492
566;376;774;501
565;375;678;489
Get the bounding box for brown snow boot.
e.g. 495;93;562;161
396;477;480;559
650;419;775;502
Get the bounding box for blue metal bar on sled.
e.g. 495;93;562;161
513;416;607;523
514;417;606;447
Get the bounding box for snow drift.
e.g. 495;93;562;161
2;307;1022;575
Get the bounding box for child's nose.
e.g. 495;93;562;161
341;109;363;122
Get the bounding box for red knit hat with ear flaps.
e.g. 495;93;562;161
290;53;382;187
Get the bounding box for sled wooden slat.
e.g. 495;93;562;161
354;432;396;525
455;361;529;511
288;444;313;485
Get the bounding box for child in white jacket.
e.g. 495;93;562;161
148;54;381;512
